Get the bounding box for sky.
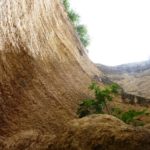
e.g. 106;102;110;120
70;0;150;66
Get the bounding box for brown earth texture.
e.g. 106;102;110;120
0;0;150;149
48;114;150;150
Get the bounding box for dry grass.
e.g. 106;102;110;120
48;114;150;150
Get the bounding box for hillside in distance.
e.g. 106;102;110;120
97;60;150;98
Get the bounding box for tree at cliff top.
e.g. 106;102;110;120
62;0;90;47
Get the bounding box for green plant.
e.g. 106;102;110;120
76;25;90;47
62;0;90;47
120;109;147;124
77;83;119;118
77;99;97;118
62;0;70;11
110;83;120;94
68;10;79;25
77;83;148;127
111;108;147;126
77;82;150;126
111;107;123;118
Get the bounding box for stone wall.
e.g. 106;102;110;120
121;92;150;106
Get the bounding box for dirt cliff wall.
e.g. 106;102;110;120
0;0;101;140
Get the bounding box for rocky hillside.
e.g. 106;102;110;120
0;0;150;149
0;0;102;148
97;60;150;98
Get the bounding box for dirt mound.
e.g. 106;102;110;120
0;130;55;150
49;114;150;150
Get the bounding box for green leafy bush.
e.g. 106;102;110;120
76;25;90;47
62;0;70;11
121;109;147;124
111;108;147;126
62;0;90;47
68;10;79;25
77;99;97;118
110;83;120;94
77;82;148;126
77;83;119;118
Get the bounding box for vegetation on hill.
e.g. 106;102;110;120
77;82;119;117
97;61;150;99
111;107;149;126
62;0;90;47
77;82;149;126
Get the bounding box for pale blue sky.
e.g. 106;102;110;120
70;0;150;66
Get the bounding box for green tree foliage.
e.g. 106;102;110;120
68;10;79;25
63;0;70;11
110;83;120;94
76;25;90;47
77;83;119;118
77;82;149;126
121;109;146;124
62;0;90;47
112;108;148;126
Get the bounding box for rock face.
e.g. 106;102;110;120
0;0;150;149
48;114;150;150
97;61;150;98
0;0;101;147
121;92;150;106
97;60;150;74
